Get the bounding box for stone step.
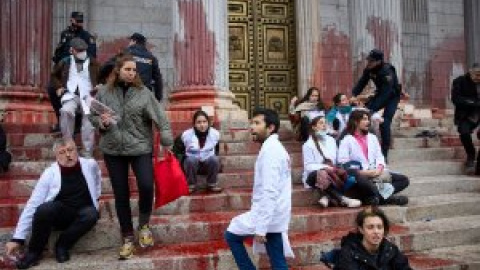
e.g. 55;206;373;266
7;216;480;270
388;147;461;163
402;175;480;197
221;152;303;172
392;127;455;138
384;192;480;223
392;137;442;149
389;160;464;177
417;244;480;269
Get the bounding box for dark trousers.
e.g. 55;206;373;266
373;96;400;159
183;156;220;186
103;153;154;236
224;231;288;270
47;82;82;128
47;83;61;122
351;171;409;204
458;120;480;161
28;201;98;254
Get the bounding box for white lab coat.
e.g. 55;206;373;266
181;127;220;161
12;158;102;240
226;134;294;258
337;133;386;170
63;56;93;114
302;135;338;188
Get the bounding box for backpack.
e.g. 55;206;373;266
320;248;341;268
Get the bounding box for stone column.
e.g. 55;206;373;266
295;0;323;97
169;0;248;131
465;0;480;67
349;0;403;80
0;0;55;125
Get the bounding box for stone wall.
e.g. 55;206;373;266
52;0;175;97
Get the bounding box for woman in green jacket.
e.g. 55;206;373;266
90;54;173;260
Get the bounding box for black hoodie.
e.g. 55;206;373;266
333;232;412;270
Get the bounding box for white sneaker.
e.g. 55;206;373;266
341;196;362;208
318;196;329;207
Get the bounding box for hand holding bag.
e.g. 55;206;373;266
153;134;189;208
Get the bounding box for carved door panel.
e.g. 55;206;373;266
228;0;297;117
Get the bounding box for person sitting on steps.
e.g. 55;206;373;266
333;207;413;269
289;87;326;142
4;139;101;269
338;110;409;206
181;110;222;193
302;115;361;208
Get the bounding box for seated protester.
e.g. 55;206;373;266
334;207;413;270
351;95;384;140
302;116;361;208
338;110;409;206
182;110;222;193
289;87;326;142
326;93;353;139
4;139;101;269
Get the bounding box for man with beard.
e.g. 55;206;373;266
181;110;222;193
451;63;480;174
4;139;101;269
338;110;409;206
225;108;294;269
51;38;100;158
352;49;402;160
49;11;97;133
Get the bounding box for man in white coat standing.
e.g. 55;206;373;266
4;139;101;269
225;108;293;270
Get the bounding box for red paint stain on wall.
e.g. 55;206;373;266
366;16;399;62
426;35;465;109
174;1;216;87
311;26;352;105
97;38;156;64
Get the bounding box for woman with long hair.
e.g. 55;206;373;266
302;116;361;208
334;207;412;269
289;87;326;142
89;54;173;259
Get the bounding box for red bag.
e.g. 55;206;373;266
153;137;189;208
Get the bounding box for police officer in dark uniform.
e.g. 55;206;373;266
451;63;480;174
352;49;402;159
127;33;163;101
49;11;97;132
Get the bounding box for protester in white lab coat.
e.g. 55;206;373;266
225;108;293;270
302;116;361;208
338;110;409;206
289;87;326;142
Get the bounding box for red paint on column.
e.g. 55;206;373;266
366;16;399;62
426;35;465;108
174;1;216;88
311;26;353;104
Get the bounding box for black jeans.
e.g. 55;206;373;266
28;201;98;254
371;96;400;159
350;171;409;204
103;153;154;236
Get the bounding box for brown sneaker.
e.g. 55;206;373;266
207;184;223;193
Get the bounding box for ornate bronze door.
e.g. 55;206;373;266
228;0;297;117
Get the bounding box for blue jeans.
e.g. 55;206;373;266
224;231;288;270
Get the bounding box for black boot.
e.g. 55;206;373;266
16;252;41;269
